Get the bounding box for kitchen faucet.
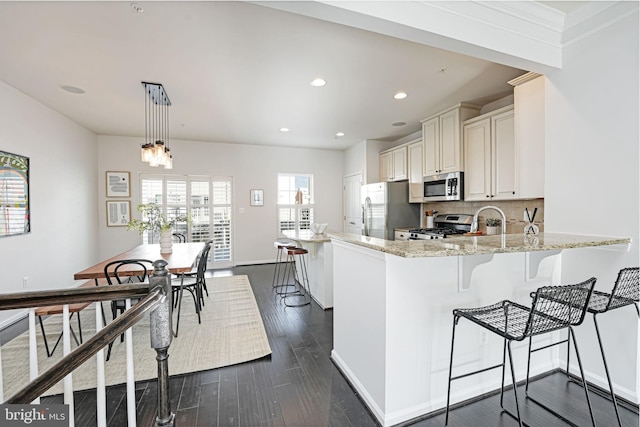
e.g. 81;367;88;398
470;206;507;247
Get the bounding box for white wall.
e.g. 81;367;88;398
0;81;98;327
97;136;344;265
545;11;639;402
344;139;366;179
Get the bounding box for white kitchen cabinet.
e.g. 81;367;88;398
509;72;545;199
379;145;407;182
407;138;424;202
392;146;407;180
380;151;393;182
464;105;517;201
422;103;481;175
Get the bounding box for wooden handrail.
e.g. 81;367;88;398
0;283;150;310
5;285;165;403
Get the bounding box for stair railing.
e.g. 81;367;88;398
0;259;175;427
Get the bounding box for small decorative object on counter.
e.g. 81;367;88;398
425;210;437;229
310;223;328;234
486;217;501;235
524;207;539;235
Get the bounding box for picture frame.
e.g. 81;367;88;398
250;189;264;206
0;150;30;237
106;171;130;198
106;200;131;227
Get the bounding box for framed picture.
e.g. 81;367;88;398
106;171;130;198
106;200;131;227
0;150;30;237
250;189;264;206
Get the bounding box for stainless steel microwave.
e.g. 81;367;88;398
423;171;463;202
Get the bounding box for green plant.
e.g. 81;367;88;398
127;203;190;234
486;217;501;227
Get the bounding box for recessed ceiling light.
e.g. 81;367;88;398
335;132;345;137
393;92;407;100
392;122;407;127
60;85;85;94
131;3;144;13
280;127;290;132
310;78;326;87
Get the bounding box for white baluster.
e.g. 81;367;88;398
125;298;137;427
62;304;74;427
96;302;107;427
28;308;40;404
0;328;4;402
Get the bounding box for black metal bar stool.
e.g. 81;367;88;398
445;277;597;427
272;239;296;290
279;246;311;307
561;267;639;427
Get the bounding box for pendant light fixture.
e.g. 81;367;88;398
141;82;173;169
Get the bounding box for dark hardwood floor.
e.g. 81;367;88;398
3;263;638;426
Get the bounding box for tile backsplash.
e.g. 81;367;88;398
421;198;544;234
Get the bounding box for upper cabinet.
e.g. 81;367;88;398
379;145;407;182
422;103;481;175
464;105;517;201
509;72;545;199
407;138;424;202
463;72;546;201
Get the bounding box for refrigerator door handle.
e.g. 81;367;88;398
363;197;372;236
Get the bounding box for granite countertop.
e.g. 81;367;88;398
283;230;331;243
327;231;631;258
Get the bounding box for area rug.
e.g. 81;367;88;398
0;274;271;398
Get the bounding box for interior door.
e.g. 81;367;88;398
343;172;362;234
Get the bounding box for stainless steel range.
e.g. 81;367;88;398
408;213;473;240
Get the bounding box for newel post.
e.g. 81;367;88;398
149;259;175;427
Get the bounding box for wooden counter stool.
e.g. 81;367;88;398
35;279;103;357
279;246;311;307
445;277;597;427
563;267;639;427
272;239;296;290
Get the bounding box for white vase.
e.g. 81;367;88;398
159;230;173;254
486;226;498;235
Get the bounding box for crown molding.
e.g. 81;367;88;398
562;1;639;46
508;72;543;87
259;1;638;73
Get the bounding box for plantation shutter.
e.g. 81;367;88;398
139;174;233;265
212;177;232;263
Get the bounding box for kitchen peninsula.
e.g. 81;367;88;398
328;231;631;427
282;230;333;309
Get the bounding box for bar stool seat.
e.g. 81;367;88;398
445;277;597;427
272;239;297;290
279;246;311;307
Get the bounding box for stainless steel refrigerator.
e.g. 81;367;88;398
361;181;420;240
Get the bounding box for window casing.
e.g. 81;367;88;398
140;174;233;266
277;173;314;234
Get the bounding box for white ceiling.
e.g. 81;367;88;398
0;1;583;150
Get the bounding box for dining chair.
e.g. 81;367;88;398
170;242;211;336
103;258;153;360
180;239;213;305
172;232;186;243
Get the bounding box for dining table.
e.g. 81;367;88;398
74;242;205;281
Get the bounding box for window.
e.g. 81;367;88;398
277;173;314;234
140;174;233;267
